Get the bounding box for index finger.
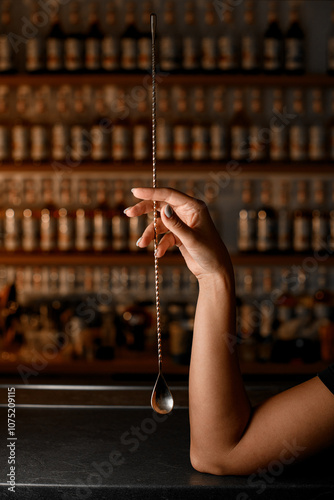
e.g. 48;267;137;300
131;187;200;208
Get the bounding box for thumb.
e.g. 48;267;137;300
161;204;195;246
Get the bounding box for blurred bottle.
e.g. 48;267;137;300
51;86;72;162
327;90;334;161
91;89;111;162
285;0;305;75
263;0;283;74
309;89;327;162
311;180;329;254
156;88;173;161
313;267;333;324
133;91;150;161
201;0;217;72
2;181;22;252
30;86;51;164
0;86;12;162
256;180;277;253
230;89;250;161
210;87;229;161
56;179;75;252
102;0;120;72
137;0;152;72
40;178;57;252
218;9;238;73
84;1;104;73
277;181;292;253
120;1;139;72
327;4;334;75
173;86;192;161
12;86;31;164
241;0;260;74
269;88;288;161
64;0;84;73
257;268;275;362
330;183;334;252
158;0;180;73
25;0;45;73
46;8;65;73
249;88;267;162
238;268;258;362
111;180;129;253
293;180;311;253
238;180;256;253
289;90;308;162
168;303;193;365
0;0;15;73
75;179;93;252
22;180;40;253
191;87;210;161
111;89;132;161
93;180;112;252
182;0;200;72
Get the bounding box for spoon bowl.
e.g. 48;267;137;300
151;371;174;414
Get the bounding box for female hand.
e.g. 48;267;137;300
124;187;233;282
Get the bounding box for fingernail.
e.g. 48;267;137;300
131;188;137;193
136;237;142;247
123;207;132;214
164;204;173;218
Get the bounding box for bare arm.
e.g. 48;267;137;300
125;187;334;475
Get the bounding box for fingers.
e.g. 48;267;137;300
124;200;163;217
137;218;168;248
131;187;200;209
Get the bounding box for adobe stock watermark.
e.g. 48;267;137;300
235;438;306;499
60;410;170;500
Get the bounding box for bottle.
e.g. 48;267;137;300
289;90;308;162
90;89;111;162
0;86;11;162
111;89;132;161
249;89;267;162
241;0;260;74
269;88;289;161
84;1;104;73
133;92;150;161
201;0;217;72
22;179;41;253
172;86;192;161
137;0;152;72
313;267;333;323
263;0;283;74
327;5;334;75
111;180;129;253
330;183;334;253
277;181;292;253
51;85;72;162
210;87;229;161
238;180;256;253
75;179;93;252
156;88;173;161
257;268;275;362
218;9;238;73
3;181;22;252
64;1;84;73
191;87;210;161
182;0;200;72
102;0;120;72
293;180;311;253
93;180;112;252
46;9;65;73
25;1;45;73
30;86;51;163
40;178;57;252
12;86;31;164
309;89;327;162
230;89;250;161
70;87;91;162
120;1;139;72
328;91;334;161
56;179;75;252
158;0;180;73
285;1;305;75
0;0;15;73
311;180;329;254
238;268;258;362
256;180;277;253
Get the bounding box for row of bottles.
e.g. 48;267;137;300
2;84;334;163
238;179;334;254
236;266;334;363
1;0;332;75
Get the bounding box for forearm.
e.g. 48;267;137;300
189;272;251;473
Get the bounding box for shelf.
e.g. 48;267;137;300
1;73;334;87
1;252;334;267
1;161;334;175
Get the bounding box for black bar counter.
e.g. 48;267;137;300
0;384;333;500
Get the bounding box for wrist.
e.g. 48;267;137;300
198;269;235;296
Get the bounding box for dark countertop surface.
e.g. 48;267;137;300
0;384;333;500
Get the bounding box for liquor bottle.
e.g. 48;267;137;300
257;268;275;362
156;88;173;161
40;178;57;252
51;86;72;162
22;179;40;253
210;87;229;161
25;1;45;73
269;88;289;161
311;180;329;254
238;268;257;362
309;89;327;162
327;5;334;75
84;1;104;73
328;91;334;161
93;180;112;252
201;0;217;72
285;1;305;75
133;93;150;161
182;0;200;72
158;0;180;73
64;1;84;73
277;181;292;253
75;179;93;252
137;0;152;72
172;86;192;161
241;0;260;74
70;87;91;162
0;86;11;162
12;86;31;164
3;181;22;252
230;89;250;161
249;89;267;161
120;1;139;72
102;0;120;72
289;90;308;162
263;0;283;74
256;180;277;253
111;89;132;161
0;0;15;73
313;267;333;323
191;87;210;161
46;9;65;73
90;89;111;161
238;180;256;252
30;86;51;163
111;180;129;253
56;179;75;252
330;183;334;253
218;9;238;73
293;180;311;253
